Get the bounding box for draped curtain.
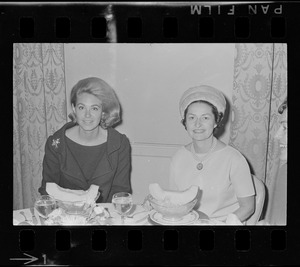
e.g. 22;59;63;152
13;43;67;210
230;43;287;219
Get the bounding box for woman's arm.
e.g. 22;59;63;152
107;135;132;201
229;151;256;223
38;137;61;195
234;195;255;222
169;160;179;191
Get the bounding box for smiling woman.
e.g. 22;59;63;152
38;77;132;203
169;85;255;224
68;92;107;145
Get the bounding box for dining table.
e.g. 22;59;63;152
13;203;228;226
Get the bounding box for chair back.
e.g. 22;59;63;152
246;175;266;225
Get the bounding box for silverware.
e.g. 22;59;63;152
86;207;113;224
86;211;103;223
30;208;38;225
104;207;113;218
19;211;33;225
141;195;153;211
135;214;149;224
20;211;30;222
127;210;148;218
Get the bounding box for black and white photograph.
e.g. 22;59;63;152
13;43;287;226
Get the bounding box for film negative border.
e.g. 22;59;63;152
6;226;292;265
17;14;286;40
0;2;291;42
1;1;299;266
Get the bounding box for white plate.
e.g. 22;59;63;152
150;210;199;225
44;207;108;225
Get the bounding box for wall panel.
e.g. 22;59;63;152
131;142;180;203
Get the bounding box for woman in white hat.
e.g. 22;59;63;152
169;85;255;223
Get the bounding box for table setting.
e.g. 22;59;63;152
13;207;42;226
13;182;240;226
13;203;216;226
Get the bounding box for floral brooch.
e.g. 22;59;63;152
52;138;60;149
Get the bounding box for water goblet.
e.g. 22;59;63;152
112;192;133;224
34;195;57;219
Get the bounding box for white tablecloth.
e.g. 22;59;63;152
13;203;221;226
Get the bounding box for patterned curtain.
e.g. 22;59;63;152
264;44;287;220
13;43;67;210
230;43;287;219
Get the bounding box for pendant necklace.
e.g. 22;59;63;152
190;138;217;170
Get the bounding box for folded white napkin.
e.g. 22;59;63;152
225;213;243;225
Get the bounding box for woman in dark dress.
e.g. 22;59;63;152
38;77;132;203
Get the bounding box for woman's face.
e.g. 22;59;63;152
72;93;103;132
185;102;217;142
275;108;287;162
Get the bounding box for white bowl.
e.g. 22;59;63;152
55;192;100;217
148;194;197;221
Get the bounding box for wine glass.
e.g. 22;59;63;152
34;195;57;219
112;192;133;224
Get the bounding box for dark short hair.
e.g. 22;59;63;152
70;77;121;129
181;100;223;129
278;97;287;114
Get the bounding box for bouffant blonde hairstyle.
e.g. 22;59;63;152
69;77;121;129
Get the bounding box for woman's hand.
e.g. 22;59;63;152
234;195;255;223
142;195;153;211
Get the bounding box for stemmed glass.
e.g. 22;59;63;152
112;192;133;224
34;195;57;220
